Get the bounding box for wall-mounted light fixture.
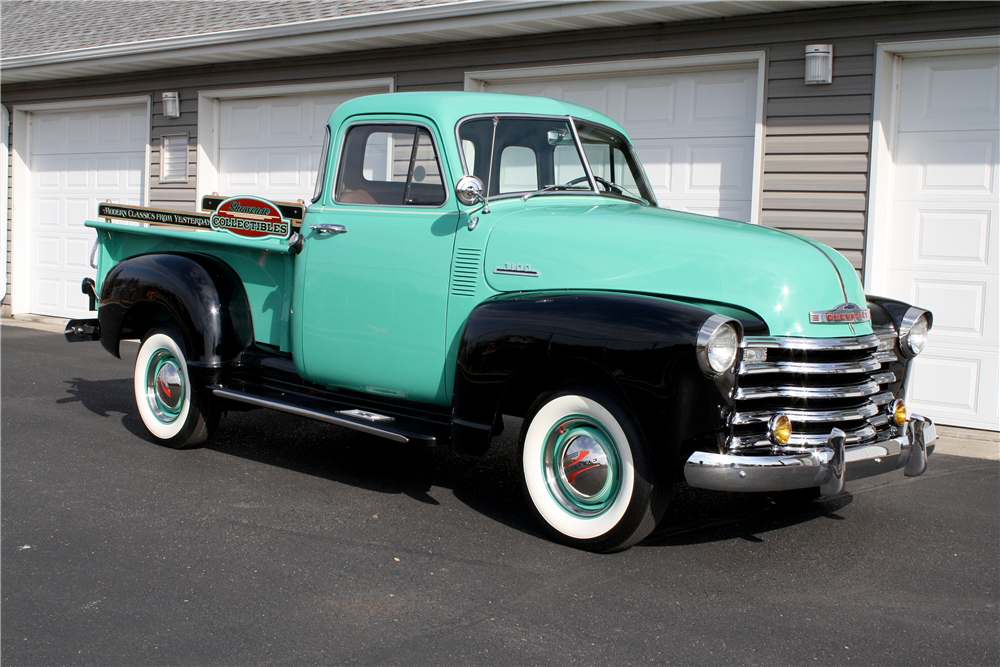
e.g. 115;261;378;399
162;92;181;118
804;45;833;85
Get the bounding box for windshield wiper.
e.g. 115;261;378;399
520;183;591;201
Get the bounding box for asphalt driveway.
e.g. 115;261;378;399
2;322;997;666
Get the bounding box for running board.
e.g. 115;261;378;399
212;387;414;443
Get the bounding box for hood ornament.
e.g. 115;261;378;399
810;302;871;324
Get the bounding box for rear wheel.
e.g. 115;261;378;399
519;386;668;552
134;327;218;449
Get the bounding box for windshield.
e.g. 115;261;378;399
458;116;655;205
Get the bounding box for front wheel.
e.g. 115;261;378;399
519;386;669;552
134;327;218;449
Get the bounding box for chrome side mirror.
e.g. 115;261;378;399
455;175;485;206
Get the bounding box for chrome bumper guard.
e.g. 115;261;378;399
684;415;937;497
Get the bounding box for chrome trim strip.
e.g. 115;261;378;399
212;387;409;443
738;356;880;376
874;351;898;363
734;379;880;400
742;334;879;351
732;403;879;425
567;115;599;195
871;391;894;405
871;371;896;384
867;413;890;427
493;267;540;277
731;424;877;449
684;418;937;494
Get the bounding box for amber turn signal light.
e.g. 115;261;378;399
768;414;792;446
890;399;907;426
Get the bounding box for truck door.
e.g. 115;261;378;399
296;121;461;406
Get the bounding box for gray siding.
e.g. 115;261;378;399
1;1;998;303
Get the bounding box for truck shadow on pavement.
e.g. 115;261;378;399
60;375;854;548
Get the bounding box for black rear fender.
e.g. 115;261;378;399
98;254;253;379
452;291;739;472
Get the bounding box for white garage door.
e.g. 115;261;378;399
888;52;999;430
218;92;361;202
29;106;146;318
482;66;759;222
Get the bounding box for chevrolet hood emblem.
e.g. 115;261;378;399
810;302;871;324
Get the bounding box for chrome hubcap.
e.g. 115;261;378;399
145;349;184;423
542;416;620;517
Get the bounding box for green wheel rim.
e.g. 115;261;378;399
145;348;185;424
540;414;621;518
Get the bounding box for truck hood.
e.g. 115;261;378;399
482;198;870;338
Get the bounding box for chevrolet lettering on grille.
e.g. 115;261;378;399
809;302;872;324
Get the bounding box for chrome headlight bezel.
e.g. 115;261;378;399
899;307;932;359
696;314;742;377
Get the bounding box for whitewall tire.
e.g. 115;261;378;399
519;386;668;552
134;327;217;449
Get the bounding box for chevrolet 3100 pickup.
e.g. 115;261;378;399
66;92;937;552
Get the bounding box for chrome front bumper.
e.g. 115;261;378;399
684;415;937;497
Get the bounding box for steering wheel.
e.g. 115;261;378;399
566;175;625;195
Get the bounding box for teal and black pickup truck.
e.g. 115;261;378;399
66;92;937;552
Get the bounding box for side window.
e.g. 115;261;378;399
335;124;446;206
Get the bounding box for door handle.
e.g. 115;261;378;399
311;224;348;236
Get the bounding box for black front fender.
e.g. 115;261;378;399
98;253;253;371
452;291;739;471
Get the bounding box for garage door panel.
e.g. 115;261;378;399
889;270;996;343
690;73;755;133
913;208;992;267
899;53;1000;132
66;237;91;269
35;198;60;227
66;158;91;189
895;132;997;198
226;103;263;144
36;236;60;267
66;199;91;229
623;81;675;125
891;204;996;270
35;278;60;311
266;152;302;187
908;351;988;415
220;151;261;189
687;140;751;196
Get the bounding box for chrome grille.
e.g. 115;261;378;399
730;328;899;452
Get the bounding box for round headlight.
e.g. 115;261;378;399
696;315;741;377
899;308;932;359
906;315;928;356
707;324;739;374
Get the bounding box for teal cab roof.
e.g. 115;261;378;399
327;91;628;135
